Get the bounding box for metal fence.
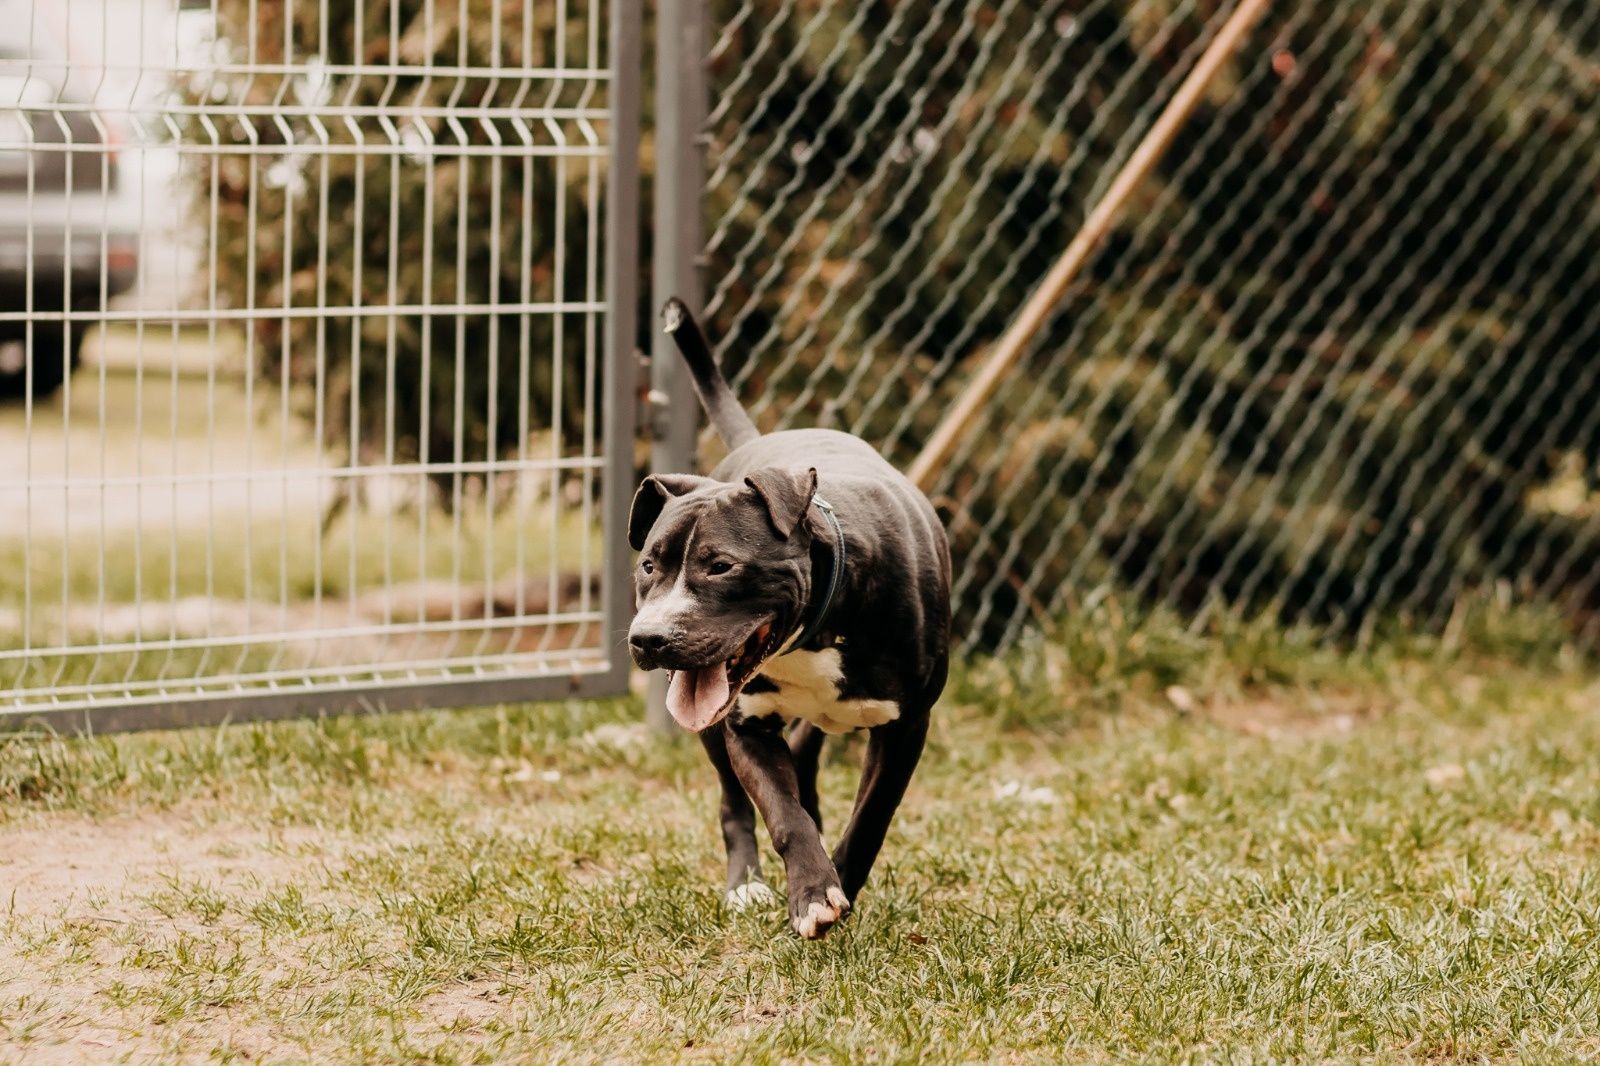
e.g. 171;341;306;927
4;0;1596;734
0;0;638;732
659;0;1600;656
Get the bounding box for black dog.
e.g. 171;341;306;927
628;299;950;940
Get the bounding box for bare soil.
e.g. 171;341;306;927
0;811;329;1063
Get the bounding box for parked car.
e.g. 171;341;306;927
0;37;138;400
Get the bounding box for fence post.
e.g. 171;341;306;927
647;0;708;731
606;0;643;697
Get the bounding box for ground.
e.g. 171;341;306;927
3;611;1599;1063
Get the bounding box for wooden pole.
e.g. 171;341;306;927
908;0;1272;490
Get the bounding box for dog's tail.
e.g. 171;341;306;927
661;297;761;451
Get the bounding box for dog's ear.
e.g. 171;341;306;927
629;474;713;550
744;467;818;540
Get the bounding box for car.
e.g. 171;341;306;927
0;36;138;400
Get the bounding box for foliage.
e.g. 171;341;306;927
188;0;604;498
703;0;1600;649
184;0;1600;649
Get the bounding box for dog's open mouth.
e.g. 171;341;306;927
664;620;781;732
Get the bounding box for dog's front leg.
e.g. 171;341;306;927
724;716;850;940
787;720;827;833
830;711;929;902
699;723;770;909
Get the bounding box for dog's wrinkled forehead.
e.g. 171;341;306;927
627;467;820;555
646;489;773;562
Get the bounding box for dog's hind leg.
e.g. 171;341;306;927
787;721;827;834
725;716;850;939
701;723;772;910
829;710;930;903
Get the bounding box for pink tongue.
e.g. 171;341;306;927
665;662;731;732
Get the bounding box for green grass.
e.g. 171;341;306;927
2;613;1599;1061
0;358;602;707
1;502;599;610
0;365;600;615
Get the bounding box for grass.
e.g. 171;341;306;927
0;493;601;704
3;607;1600;1061
0;364;600;611
0;503;599;610
0;350;603;706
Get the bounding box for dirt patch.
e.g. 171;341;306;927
0;812;332;1063
0;812;325;921
1201;691;1388;738
416;977;512;1034
0;808;550;1063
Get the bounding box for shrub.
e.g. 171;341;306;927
188;0;604;502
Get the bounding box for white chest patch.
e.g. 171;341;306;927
738;648;900;735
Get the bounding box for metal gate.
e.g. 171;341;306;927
0;0;638;732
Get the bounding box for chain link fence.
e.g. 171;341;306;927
687;0;1600;656
4;0;1594;735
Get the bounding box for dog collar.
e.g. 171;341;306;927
787;494;844;652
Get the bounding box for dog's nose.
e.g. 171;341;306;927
629;627;670;663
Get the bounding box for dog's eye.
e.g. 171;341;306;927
707;560;734;576
639;559;654;575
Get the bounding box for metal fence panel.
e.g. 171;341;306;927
689;0;1600;656
0;0;634;731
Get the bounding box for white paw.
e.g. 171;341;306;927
793;886;851;940
725;881;779;912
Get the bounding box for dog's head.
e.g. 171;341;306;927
627;467;820;731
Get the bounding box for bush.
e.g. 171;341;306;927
702;0;1600;649
189;0;604;501
190;0;1600;651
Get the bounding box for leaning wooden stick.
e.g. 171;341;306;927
907;0;1273;490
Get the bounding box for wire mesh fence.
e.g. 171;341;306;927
690;0;1600;656
4;0;1594;732
0;0;636;731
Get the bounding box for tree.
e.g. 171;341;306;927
189;0;604;506
701;0;1600;648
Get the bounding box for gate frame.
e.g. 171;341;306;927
644;0;709;730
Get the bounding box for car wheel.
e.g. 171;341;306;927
0;325;84;402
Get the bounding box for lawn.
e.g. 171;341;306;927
0;350;599;614
2;607;1599;1062
0;336;605;710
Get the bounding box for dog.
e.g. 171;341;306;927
627;298;951;940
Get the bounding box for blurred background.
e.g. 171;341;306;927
0;0;209;387
0;0;1595;726
693;0;1600;654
